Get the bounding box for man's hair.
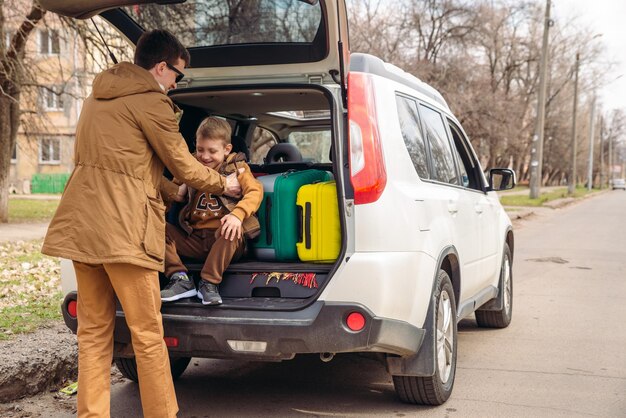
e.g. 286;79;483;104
134;29;190;70
196;117;232;145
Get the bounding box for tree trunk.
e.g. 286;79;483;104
0;90;10;222
0;1;45;222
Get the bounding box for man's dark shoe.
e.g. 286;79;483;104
161;272;197;302
197;281;222;305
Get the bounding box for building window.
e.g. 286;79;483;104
39;29;60;55
11;142;17;163
40;138;61;164
41;85;64;111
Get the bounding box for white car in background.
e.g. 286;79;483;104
611;178;626;190
43;0;516;406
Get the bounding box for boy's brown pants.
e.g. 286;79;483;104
164;223;244;284
73;261;178;418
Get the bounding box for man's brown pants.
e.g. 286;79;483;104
164;223;244;284
73;261;178;418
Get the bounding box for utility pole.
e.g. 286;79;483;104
599;116;604;188
529;0;551;199
587;95;596;191
608;121;613;184
568;52;580;195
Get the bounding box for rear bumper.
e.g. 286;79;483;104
61;292;424;361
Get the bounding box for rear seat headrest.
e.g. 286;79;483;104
231;135;250;161
265;142;303;164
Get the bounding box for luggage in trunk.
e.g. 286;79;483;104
296;180;341;263
250;169;332;261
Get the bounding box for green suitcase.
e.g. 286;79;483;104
251;169;332;261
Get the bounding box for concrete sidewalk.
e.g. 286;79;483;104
0;222;49;243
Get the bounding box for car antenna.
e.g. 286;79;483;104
90;17;118;65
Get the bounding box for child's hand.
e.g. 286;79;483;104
173;184;187;202
220;214;242;241
224;169;245;198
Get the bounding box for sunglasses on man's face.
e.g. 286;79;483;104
166;62;185;83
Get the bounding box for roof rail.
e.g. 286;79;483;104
349;53;449;110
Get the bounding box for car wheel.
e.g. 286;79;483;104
114;356;192;383
392;270;457;405
476;243;513;328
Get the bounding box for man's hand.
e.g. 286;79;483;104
223;168;245;198
173;183;187;202
220;214;242;241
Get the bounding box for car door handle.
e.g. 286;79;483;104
448;202;459;214
474;204;484;214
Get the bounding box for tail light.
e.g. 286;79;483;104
163;337;179;348
345;311;366;332
348;72;387;205
67;300;77;318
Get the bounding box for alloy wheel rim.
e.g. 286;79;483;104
436;289;454;383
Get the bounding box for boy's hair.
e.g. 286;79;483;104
196;117;232;145
134;29;190;70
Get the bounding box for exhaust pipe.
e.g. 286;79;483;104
320;352;335;362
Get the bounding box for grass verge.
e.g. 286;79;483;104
8;199;60;223
499;186;597;207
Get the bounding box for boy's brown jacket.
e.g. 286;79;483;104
42;62;229;271
162;152;263;239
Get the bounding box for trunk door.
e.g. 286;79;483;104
38;0;349;87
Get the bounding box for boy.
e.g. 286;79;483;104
161;116;263;305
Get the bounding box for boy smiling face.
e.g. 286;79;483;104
195;136;232;170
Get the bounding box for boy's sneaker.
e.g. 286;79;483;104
161;272;197;302
197;281;222;305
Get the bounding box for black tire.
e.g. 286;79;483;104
475;243;513;328
114;356;192;383
393;270;458;405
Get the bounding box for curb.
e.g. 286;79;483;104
0;322;77;403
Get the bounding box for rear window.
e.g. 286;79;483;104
123;0;323;48
288;130;331;163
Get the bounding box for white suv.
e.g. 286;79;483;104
44;0;515;406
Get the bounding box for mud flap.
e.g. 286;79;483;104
386;290;437;377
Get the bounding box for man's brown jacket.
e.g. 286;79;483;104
43;62;227;271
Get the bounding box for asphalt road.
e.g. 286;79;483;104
9;190;626;417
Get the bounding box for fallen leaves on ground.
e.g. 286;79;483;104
0;239;62;338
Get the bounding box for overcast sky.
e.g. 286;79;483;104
552;0;626;112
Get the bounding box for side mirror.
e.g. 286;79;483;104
489;168;516;191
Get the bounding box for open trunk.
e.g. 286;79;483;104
39;0;351;309
164;84;345;309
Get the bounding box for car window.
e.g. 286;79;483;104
123;0;322;48
419;104;458;185
447;120;484;191
287;130;331;163
396;95;429;179
250;126;277;164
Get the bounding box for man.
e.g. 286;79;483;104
42;30;239;418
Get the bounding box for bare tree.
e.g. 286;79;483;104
0;0;45;222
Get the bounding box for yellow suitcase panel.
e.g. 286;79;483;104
296;181;340;263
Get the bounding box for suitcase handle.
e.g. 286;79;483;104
265;196;272;245
304;202;312;250
297;204;303;243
